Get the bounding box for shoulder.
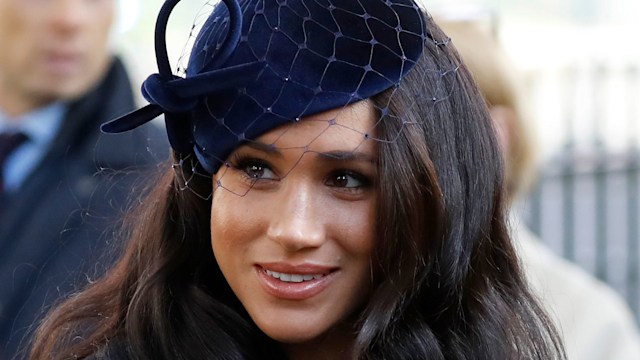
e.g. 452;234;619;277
514;224;640;360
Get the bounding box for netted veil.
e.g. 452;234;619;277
103;0;459;199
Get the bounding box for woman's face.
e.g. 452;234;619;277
210;101;377;348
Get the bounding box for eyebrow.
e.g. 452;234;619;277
243;141;283;157
315;150;378;165
242;142;377;165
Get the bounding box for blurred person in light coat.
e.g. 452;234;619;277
437;17;640;360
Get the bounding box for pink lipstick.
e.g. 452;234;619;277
255;263;337;300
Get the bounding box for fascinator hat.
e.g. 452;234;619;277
102;0;428;174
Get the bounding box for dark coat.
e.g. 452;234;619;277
0;57;168;359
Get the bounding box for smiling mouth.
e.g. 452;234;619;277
264;269;326;283
256;265;336;300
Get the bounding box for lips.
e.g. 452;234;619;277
42;50;83;76
255;264;337;300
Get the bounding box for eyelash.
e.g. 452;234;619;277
325;170;372;194
230;154;373;193
231;155;278;184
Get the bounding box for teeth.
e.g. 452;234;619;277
265;269;325;283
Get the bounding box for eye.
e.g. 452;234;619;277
234;157;277;181
326;171;369;189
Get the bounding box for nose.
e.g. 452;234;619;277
266;181;326;252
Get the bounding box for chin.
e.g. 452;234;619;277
257;321;329;344
30;78;89;103
51;81;97;101
41;64;106;101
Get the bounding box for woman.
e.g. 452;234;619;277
30;0;564;359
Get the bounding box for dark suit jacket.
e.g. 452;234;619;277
0;57;168;359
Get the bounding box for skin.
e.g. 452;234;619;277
0;0;114;118
210;101;378;360
489;105;514;157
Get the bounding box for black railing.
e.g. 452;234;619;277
521;62;640;320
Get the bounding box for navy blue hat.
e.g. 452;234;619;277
102;0;427;174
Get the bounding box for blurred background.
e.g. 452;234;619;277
113;0;640;322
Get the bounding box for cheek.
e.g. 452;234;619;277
0;12;30;65
328;197;377;256
210;190;263;261
92;10;114;47
332;199;377;315
210;192;243;289
210;192;240;253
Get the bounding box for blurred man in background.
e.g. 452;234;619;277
0;0;166;357
437;18;640;359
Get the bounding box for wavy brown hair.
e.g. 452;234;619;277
29;17;564;360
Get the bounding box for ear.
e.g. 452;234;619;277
488;105;516;158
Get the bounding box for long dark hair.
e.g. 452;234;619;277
30;19;564;360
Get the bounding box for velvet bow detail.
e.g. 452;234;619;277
142;74;199;114
100;0;260;154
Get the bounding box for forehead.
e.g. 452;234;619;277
256;101;377;151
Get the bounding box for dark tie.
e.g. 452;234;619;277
0;132;28;195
